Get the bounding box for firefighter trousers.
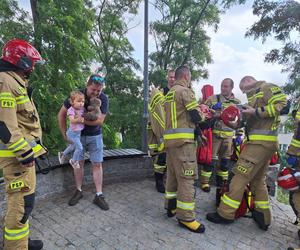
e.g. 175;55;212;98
152;152;167;174
2;159;36;250
217;143;275;224
200;136;232;187
165;143;197;221
290;190;300;229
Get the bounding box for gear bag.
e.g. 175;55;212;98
197;84;213;165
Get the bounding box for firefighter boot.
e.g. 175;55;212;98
206;212;234;224
155;172;165;193
178;220;205;233
29;239;43;250
252;210;269;231
287;248;300;250
167;209;176;217
201;183;210;193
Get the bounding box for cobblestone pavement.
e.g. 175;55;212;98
0;179;299;250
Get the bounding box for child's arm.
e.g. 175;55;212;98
69;115;84;124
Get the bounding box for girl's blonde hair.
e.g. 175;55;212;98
69;91;84;105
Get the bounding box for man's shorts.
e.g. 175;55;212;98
79;134;103;163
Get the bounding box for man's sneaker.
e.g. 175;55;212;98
93;194;109;210
58;152;66;164
69;159;80;169
68;190;83;206
28;239;43;250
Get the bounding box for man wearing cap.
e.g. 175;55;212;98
58;74;109;210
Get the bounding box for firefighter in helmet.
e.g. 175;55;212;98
207;76;287;231
0;39;46;250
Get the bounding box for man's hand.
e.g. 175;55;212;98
241;105;256;116
21;161;35;168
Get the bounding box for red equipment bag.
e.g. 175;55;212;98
197;85;214;165
235;185;255;218
201;84;214;102
197;128;212;165
269;152;279;165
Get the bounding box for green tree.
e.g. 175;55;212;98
246;0;300;97
0;0;95;153
149;0;245;85
90;0;143;149
0;0;32;47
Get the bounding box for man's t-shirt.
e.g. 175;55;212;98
64;88;109;136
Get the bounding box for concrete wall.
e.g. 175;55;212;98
0;155;153;217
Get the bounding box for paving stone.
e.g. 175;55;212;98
0;180;299;250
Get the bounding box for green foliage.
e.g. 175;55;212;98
0;0;94;153
0;0;32;46
29;0;95;153
246;0;300;81
149;0;245;84
90;0;143;149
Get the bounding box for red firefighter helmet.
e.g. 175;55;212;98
277;168;300;191
199;104;213;119
1;39;43;72
221;105;241;127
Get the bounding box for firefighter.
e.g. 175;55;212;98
148;87;166;193
287;98;300;240
200;78;240;194
164;65;208;233
207;76;287;231
148;70;175;193
0;39;46;250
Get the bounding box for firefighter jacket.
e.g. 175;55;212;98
0;71;46;166
164;79;204;148
205;94;240;138
287;99;300;156
245;81;287;149
148;88;165;154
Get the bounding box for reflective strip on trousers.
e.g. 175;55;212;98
154;164;166;170
221;194;240;209
148;144;158;150
217;171;229;178
255;200;270;209
201;170;212;177
0;141;43;157
165;191;177;199
291;138;300;148
164;128;194;140
296;111;300;119
4;223;29;241
177;200;195;211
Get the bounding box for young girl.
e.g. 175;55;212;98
58;91;85;169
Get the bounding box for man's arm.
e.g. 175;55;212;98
84;114;106;126
57;105;68;142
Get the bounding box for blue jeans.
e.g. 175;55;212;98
63;128;83;161
79;134;103;163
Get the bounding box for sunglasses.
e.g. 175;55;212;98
91;75;105;84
